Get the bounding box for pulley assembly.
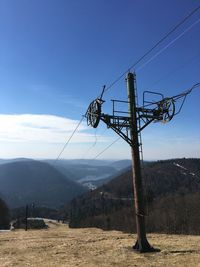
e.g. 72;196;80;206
86;99;102;128
86;94;176;131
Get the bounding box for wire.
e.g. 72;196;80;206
173;82;200;99
92;137;121;160
85;115;131;160
81;128;98;159
136;17;200;72
83;5;200;161
142;82;200;109
103;4;200;94
54;116;85;164
148;52;200;89
173;83;200;115
81;127;109;159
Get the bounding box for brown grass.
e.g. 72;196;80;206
0;220;200;267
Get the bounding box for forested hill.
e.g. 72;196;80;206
0;160;87;208
67;158;200;235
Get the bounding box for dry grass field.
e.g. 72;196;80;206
0;220;200;267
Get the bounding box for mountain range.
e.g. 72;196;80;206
0;159;86;208
0;158;131;209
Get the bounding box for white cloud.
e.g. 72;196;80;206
0;114;115;159
0;114;105;144
0;114;199;160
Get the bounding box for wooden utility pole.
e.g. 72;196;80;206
86;71;187;252
126;72;154;252
86;69;193;252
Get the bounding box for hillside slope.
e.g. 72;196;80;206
67;158;200;234
0;222;199;267
0;160;87;208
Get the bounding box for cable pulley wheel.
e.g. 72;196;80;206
86;99;101;128
160;98;175;123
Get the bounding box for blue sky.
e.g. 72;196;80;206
0;0;200;160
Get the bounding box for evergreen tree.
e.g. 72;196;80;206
0;198;10;229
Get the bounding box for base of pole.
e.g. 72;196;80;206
133;239;160;253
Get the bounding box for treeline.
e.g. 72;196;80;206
147;192;199;234
68;192;200;235
0;198;10;229
11;206;59;221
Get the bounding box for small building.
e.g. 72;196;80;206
13;217;48;230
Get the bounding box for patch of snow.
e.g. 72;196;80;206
173;162;188;171
173;162;200;179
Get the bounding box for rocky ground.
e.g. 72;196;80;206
0;220;199;267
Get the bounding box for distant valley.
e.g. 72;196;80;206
0;158;131;209
45;159;131;189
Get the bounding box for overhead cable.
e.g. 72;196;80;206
92;137;121;160
148;52;200;89
142;82;200;110
103;4;200;94
81;128;98;159
173;83;200;115
54;5;200;162
54;116;85;164
136;17;200;72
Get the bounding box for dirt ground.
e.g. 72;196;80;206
0;220;200;267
